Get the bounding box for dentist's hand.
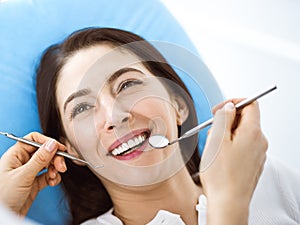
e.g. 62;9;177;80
200;100;268;225
0;132;67;216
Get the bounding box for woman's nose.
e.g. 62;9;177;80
96;98;133;132
104;114;131;131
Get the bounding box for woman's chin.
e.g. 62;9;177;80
96;149;185;186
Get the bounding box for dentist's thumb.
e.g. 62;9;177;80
200;102;236;172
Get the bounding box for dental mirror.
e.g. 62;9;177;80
149;85;277;149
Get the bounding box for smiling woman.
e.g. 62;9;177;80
36;27;201;224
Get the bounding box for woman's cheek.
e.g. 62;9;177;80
70;116;101;160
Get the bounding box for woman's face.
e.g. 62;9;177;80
55;44;189;186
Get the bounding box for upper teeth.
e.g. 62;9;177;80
111;134;146;156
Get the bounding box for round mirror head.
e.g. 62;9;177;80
148;135;169;149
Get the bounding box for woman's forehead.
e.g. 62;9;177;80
55;44;151;107
58;44;145;86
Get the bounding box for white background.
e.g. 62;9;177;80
161;0;300;170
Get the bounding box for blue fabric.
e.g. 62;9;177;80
0;0;223;224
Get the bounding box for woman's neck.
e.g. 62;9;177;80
102;168;202;225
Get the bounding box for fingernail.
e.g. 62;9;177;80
44;139;56;152
62;161;67;171
225;102;235;111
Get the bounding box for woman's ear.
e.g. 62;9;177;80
59;137;86;166
173;95;189;125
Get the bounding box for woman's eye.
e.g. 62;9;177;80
70;103;94;119
118;79;143;93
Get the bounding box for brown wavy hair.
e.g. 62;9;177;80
36;27;200;225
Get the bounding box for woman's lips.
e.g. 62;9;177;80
107;129;150;160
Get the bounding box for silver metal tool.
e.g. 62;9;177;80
0;132;103;169
149;85;277;149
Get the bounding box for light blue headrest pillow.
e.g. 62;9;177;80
0;0;223;224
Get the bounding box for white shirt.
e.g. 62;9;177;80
0;204;41;225
82;156;300;224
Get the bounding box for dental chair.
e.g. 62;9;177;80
0;0;223;224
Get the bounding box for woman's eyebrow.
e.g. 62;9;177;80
63;88;91;113
107;67;143;83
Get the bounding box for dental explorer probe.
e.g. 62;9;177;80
0;132;103;169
